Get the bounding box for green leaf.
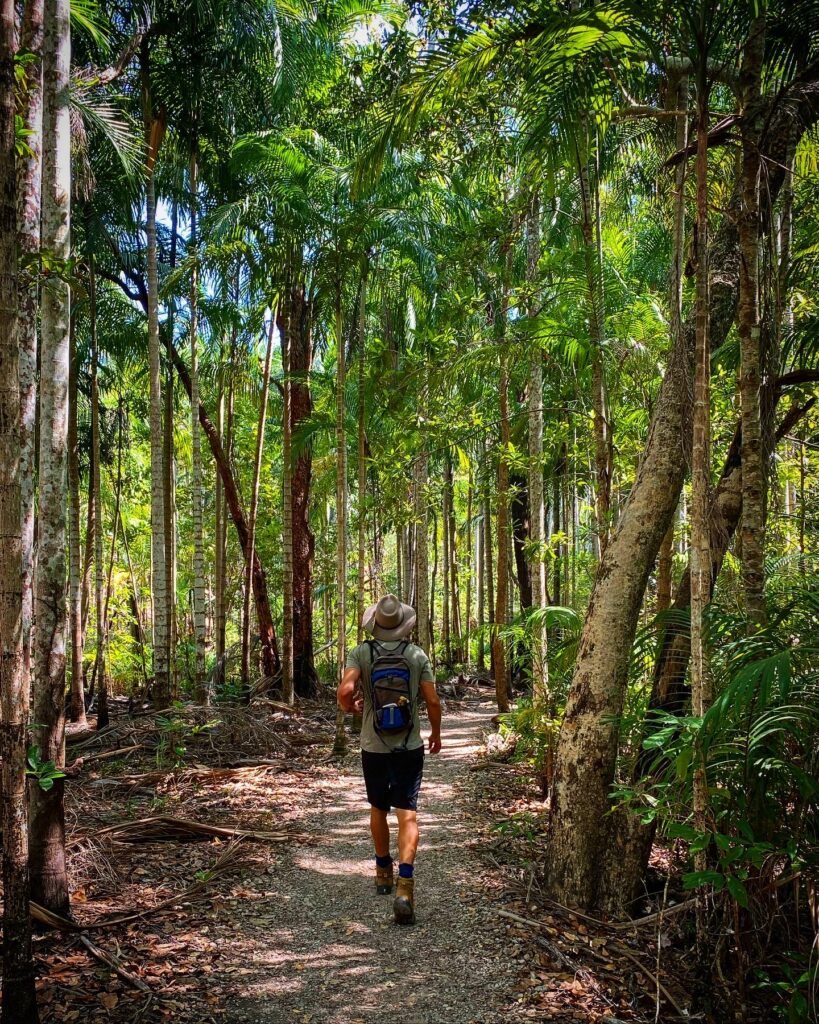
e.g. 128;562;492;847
726;875;749;908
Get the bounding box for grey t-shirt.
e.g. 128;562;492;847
346;640;435;753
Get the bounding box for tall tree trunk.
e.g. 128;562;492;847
281;294;295;705
483;483;494;676
1;1;40;1012
30;0;71;914
414;450;430;652
213;364;224;683
333;287;348;754
464;468;473;666
690;71;714;945
188;152;207;700
67;313;86;724
447;455;462;659
442;463;451;665
165;204;178;698
141;60;169;706
356;272;367;645
656;521;674;614
577;137;610;555
527;195;548;702
89;252;108;729
738;11;767;627
288;285;318;696
511;473;532;610
17;0;43;689
492;294;511;713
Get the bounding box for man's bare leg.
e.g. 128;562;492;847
370;807;390;858
395;809;419;864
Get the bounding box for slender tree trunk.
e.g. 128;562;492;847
1;2;40;1012
577;138;610;555
492;294;511;713
89;252;108;729
414;450;430;652
442;464;451;665
483;483;494;676
141;64;169;706
67;313;86;725
213;364;224;682
527;197;547;702
333;286;348;754
287;285;318;695
465;468;473;667
356;272;367;645
188;152;208;700
242;316;274;687
17;0;43;690
164;204;177;698
690;72;714;948
738;12;767;627
656;521;674;614
477;497;485;670
281;295;295;704
120;502;149;688
30;0;71;914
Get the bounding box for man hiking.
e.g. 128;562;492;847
337;593;442;925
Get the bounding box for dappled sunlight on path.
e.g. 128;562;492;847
222;701;513;1024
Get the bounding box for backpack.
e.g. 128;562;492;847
367;640;413;740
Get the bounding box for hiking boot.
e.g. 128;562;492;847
375;863;394;895
393;876;415;925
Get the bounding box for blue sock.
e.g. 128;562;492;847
398;863;414;879
375;854;393;869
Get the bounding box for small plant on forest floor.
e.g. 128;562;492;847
155;702;221;766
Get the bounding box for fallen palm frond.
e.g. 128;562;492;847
84;814;307;845
111;761;292;790
78;934;153;992
32;839;246;932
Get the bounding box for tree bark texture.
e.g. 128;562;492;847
1;1;41;1013
31;0;71;915
492;317;511;713
281;294;295;704
67;315;86;725
189;153;207;700
90;254;109;729
16;0;43;690
738;11;767;626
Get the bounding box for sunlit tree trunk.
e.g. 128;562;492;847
189;152;207;700
492;287;511;713
214;365;224;684
442;461;451;665
141;56;169;706
333;286;348;754
527;195;548;703
356;272;368;645
281;293;295;705
31;0;71;914
414;448;430;652
1;1;40;1012
164;205;178;698
738;11;767;627
17;0;43;687
90;252;108;729
67;313;86;725
464;468;473;666
577;136;610;555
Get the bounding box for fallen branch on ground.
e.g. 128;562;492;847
84;814;306;845
78;934;152;993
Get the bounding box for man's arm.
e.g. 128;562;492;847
337;666;363;713
420;680;442;753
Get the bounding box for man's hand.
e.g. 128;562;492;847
428;732;442;754
352;695;364;714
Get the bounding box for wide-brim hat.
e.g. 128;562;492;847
362;593;416;641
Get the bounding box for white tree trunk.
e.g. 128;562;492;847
30;0;71;915
189;152;207;701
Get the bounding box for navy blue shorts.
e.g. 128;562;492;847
361;747;425;811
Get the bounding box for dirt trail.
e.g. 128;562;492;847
225;700;514;1024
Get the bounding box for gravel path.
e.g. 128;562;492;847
226;701;514;1024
